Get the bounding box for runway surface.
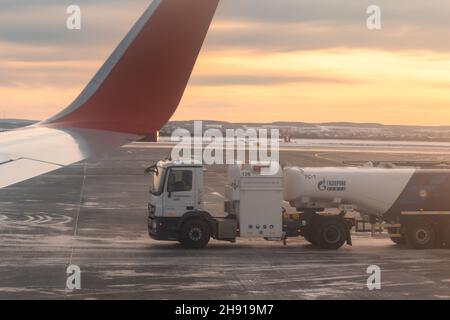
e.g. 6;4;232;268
1;141;450;299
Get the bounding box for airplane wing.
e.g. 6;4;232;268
0;0;220;189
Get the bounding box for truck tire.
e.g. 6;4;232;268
405;219;436;250
316;219;347;250
179;218;211;249
303;229;318;246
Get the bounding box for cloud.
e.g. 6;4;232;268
1;0;449;53
0;57;99;88
217;0;450;27
190;74;366;86
213;0;450;53
0;0;147;46
1;0;450;125
207;19;450;52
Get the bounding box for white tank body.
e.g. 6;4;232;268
283;167;415;215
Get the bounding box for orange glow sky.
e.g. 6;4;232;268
1;0;450;125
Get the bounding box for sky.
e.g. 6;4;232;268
1;0;450;125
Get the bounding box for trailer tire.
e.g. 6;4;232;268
405;219;436;250
444;222;450;248
316;219;347;250
387;228;405;245
389;236;404;245
179;218;211;249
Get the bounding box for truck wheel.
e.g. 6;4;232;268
405;219;436;250
179;218;211;249
303;229;318;246
316;219;347;250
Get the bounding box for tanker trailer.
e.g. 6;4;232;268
283;167;450;249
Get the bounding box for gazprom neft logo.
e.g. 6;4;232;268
318;178;346;192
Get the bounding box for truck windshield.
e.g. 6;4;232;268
150;167;166;195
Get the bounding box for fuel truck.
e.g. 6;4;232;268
147;159;450;250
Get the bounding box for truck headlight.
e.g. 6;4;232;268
152;221;157;230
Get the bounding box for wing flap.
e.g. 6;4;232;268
0;153;16;165
0;126;141;188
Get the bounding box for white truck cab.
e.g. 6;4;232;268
147;159;293;249
148;159;204;219
147;159;216;248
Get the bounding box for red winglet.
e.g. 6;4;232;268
43;0;219;137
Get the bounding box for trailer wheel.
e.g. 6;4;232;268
303;230;318;246
405;219;436;250
179;218;211;249
444;221;450;248
389;236;405;245
316;219;347;250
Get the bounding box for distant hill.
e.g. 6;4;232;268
161;120;450;142
0;119;37;131
2;119;450;142
172;120;450;130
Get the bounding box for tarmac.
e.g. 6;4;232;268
1;141;450;299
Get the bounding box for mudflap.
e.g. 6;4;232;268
346;231;353;246
345;219;353;246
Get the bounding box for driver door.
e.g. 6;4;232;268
163;168;195;218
